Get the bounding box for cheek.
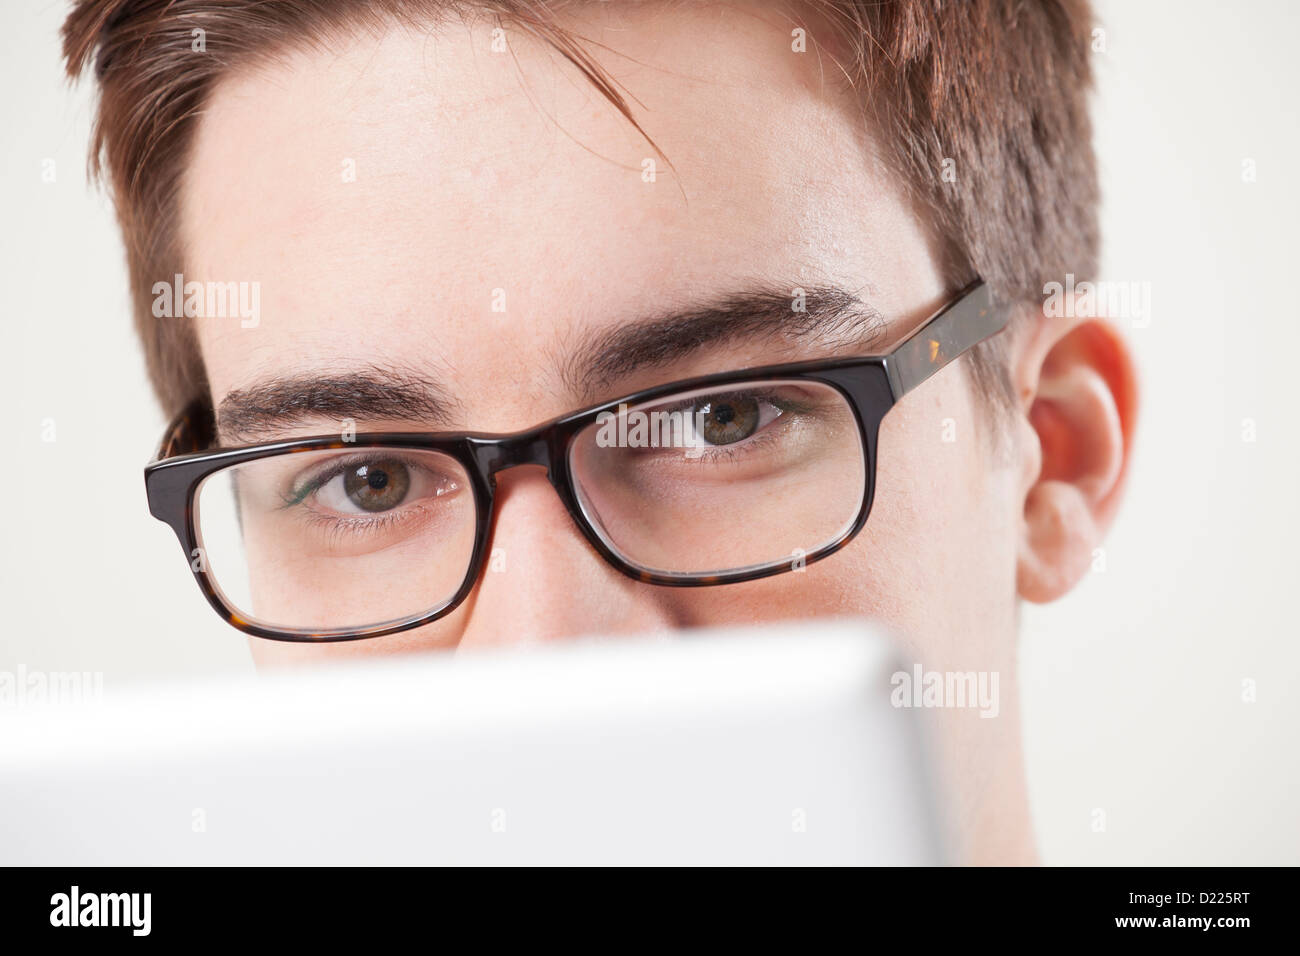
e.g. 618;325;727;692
868;378;1019;654
776;375;1018;649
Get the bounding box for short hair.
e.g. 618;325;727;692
63;0;1098;420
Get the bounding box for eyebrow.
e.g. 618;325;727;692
217;365;458;443
216;285;886;442
563;285;886;399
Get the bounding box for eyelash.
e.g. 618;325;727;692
297;499;436;547
679;421;790;466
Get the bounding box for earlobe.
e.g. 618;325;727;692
1015;314;1138;604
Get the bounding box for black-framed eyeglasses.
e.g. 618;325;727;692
145;280;1009;642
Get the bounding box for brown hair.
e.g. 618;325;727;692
63;0;1098;419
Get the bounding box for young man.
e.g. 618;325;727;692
64;0;1136;863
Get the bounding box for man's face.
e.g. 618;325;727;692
181;4;1021;668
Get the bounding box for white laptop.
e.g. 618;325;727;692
0;619;944;865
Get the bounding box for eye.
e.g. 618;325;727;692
692;395;781;446
306;459;410;514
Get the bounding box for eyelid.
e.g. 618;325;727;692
653;385;816;417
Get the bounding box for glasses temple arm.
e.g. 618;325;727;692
883;281;1012;400
150;399;215;463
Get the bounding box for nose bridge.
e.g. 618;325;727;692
456;441;683;648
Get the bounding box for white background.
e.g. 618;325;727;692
2;0;1297;864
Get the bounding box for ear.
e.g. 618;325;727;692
1013;307;1139;603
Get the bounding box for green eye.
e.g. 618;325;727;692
342;460;411;512
695;396;760;445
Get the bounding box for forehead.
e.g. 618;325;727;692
182;3;939;415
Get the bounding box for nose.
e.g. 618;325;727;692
455;465;682;649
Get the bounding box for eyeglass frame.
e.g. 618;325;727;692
144;279;1010;642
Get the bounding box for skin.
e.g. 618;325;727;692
179;2;1137;863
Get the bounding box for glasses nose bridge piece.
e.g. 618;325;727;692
469;431;554;481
